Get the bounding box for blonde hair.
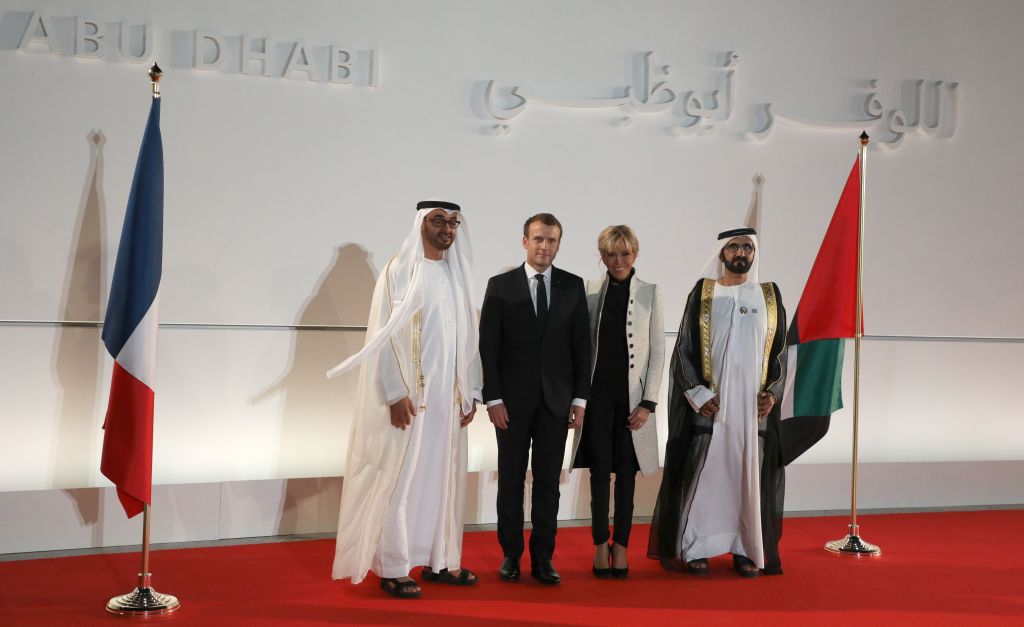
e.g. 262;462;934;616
597;225;639;257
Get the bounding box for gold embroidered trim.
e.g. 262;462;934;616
700;278;715;392
383;256;414;402
412;310;424;410
760;282;778;389
765;333;787;393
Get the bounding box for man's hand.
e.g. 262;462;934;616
627;406;651;431
460;403;477;428
568;405;585;430
488;403;510;430
757;392;776;419
699;395;719;417
389;397;416;430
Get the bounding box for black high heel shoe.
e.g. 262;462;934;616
610;543;629;579
592;543;611;578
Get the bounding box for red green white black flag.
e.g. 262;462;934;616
780;158;861;465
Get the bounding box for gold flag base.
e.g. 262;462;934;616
106;573;180;617
824;524;882;557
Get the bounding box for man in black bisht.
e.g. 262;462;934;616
648;227;787;576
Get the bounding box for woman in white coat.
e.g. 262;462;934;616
571;225;665;578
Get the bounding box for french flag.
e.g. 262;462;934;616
101;96;163;518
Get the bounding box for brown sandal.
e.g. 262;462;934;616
687;558;709;575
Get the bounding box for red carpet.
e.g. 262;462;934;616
1;510;1022;626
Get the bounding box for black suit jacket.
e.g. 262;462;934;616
479;264;592;416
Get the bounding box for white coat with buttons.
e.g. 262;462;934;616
569;274;665;476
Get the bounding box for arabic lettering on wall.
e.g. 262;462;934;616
483;51;959;149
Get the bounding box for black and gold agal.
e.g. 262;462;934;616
717;227;756;240
416;200;461;212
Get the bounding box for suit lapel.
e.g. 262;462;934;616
514;264;543;334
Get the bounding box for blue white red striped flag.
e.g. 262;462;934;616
100;96;163;518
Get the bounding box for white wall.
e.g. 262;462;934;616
2;1;1022;504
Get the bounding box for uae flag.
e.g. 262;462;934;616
100;95;163;518
780;158;860;465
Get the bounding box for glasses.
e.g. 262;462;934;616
724;243;754;254
426;217;461;229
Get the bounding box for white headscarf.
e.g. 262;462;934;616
326;205;480;412
697;228;760;283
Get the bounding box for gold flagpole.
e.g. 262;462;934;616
825;132;881;557
106;64;181;616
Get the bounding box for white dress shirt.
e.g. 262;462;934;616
523;263;552;314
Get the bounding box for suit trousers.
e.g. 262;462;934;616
495;402;569;560
583;398;639;547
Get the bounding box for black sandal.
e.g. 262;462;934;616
687;558;709;576
732;554;760;579
659;557;687;573
380;577;422;598
421;567;479;586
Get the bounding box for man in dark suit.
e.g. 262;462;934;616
479;213;591;585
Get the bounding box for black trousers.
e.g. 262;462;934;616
581;398;639;547
495;401;569;560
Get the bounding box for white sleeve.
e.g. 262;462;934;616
642;284;666;404
685;385;715;412
374;263;410;406
377;343;409;406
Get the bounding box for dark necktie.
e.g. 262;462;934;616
536;274;548;323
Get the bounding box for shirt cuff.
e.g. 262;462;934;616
639;400;657;412
685;385;715;412
485;399;504;408
385;391;409;406
571;398;587;409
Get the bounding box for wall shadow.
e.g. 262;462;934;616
0;238;49;318
0;12;32;51
251;243;376;535
50;130;107;542
570;468;593;522
276;477;342;538
744;173;764;235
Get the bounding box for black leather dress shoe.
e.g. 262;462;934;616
498;557;521;581
530;557;561;585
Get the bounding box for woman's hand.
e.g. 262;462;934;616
627;406;651;430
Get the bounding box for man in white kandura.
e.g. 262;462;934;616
327;200;482;599
649;227;788;577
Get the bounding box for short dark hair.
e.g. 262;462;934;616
523;213;563;239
